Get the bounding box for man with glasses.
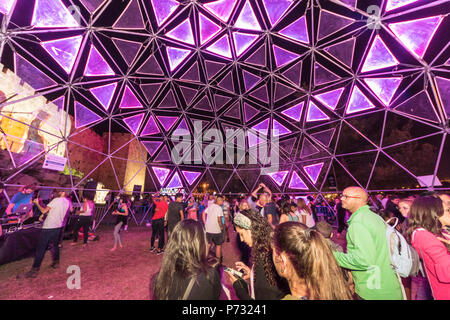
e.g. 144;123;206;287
333;187;403;300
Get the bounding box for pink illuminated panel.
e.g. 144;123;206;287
119;86;142;109
273;45;298;68
279;16;309;44
235;0;261;31
272;119;291;136
166;19;195;45
204;0;237;23
74;102;102;128
152;167;171;185
389;16;442;59
364;77;401;106
206;34;232;58
289;171;308;189
151;0;179;26
315;88;344;110
252;118;269;135
306;101;329;122
32;0;80;28
166;47;191;71
303;162;324;184
166;172;183;189
141;116;160;136
173;118;190;136
346;85;375;114
182;171;201;185
267;170;289;187
123;113;144;135
233;32;258;57
90;82;117;111
157;116;178;131
84;45;115;76
199;13;222;45
142;141;162;156
281;102;303;121
243;70;260;91
14;53;56;90
386;0;419;11
0;0;15;14
41;35;83;74
361;36;399;73
262;0;292;26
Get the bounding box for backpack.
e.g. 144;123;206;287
383;217;422;278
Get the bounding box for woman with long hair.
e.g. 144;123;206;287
279;202;300;224
71;196;95;248
110;196;128;251
225;209;288;300
406;196;450;300
272;222;353;300
151;219;221;300
297;198;315;228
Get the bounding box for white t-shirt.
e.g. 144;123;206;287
204;203;224;234
299;209;316;228
42;197;70;229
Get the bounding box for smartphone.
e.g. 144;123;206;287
224;267;244;278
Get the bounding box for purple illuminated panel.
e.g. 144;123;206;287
303;162;323;184
218;72;234;92
252;118;269;135
166;19;195;45
244;103;259;122
74;102;102;128
389;16;442;59
301;139;319;158
84;45;114;76
249;118;269;147
436;76;450;117
306;101;329;122
123;113;144;135
314;63;339;86
206;34;232;59
14;53;56;90
166;47;191;71
41;35;83;74
80;0;104;13
173;118;190;136
114;0;144;29
279;16;309;44
289;171;308;189
364;77;401;106
141;116;160;136
311;128;335;147
267;170;289;187
204;0;237;23
166;172;183;189
283;61;301;86
386;0;419;11
32;0;80;28
235;0;261;31
113;38;142;66
0;0;15;14
154;146;171;162
346;85;375;114
361;36;399;73
224;104;240;118
181;62;200;82
245;45;266;67
250;85;268;102
273;45;298;68
157;116;178;131
182;171;201;185
272;119;290;137
152;166;171;185
90;82;117;111
263;0;292;26
151;0;179;26
243;70;260;91
315;88;344;110
142;141;162;156
325;38;354;68
274;82;295;101
318;11;353;40
281;102;303;121
119;86;142;109
233;32;258;57
199;13;221;45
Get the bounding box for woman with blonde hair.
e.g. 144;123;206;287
272;221;353;300
297;198;315;228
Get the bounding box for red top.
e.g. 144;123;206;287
153;200;168;220
412;228;450;300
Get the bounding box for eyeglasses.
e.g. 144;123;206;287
341;194;361;199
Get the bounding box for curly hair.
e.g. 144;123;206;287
238;209;278;287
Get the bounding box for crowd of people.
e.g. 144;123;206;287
1;182;449;300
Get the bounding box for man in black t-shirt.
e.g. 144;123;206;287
165;193;184;239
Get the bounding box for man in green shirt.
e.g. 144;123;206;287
333;187;403;300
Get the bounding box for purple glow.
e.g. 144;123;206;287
245;45;266;66
199;13;222;45
0;0;15;14
252;118;269;136
243;70;260;91
273;45;298;68
283;61;301;86
84;45;115;76
318;11;353;40
206;34;232;58
233;32;259;57
436;76;450;117
314;62;339;86
247;132;260;148
152;167;171;185
41;35;83;74
151;0;179;26
90;82;117;111
262;0;292;26
281;102;303;121
289;171;308;189
140;116;160;136
303;162;324;184
137;56;163;75
157;116;178;131
204;0;237;23
113;38;142;66
123;113;144;135
389;16;442;59
279;16;309;44
364;77;402;106
306;101;329;122
272;119;290;136
142;141;162;156
325;38;354;68
173;118;190;136
182;171;201;185
361;35;399;73
267;170;289;187
119;86;142;109
249;85;268;102
114;0;144;29
386;0;419;11
346;85;375;114
315;88;344;110
235;0;261;31
14;53;56;90
166;172;183;189
80;0;104;13
166;19;195;45
244;103;259;122
311;128;335;147
32;0;80;28
166;47;191;71
154;145;171;162
74;102;102;128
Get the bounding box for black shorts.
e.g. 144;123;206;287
206;232;224;245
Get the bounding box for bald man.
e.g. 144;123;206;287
333;187;403;300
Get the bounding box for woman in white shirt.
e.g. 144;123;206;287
71;197;95;247
297;198;315;228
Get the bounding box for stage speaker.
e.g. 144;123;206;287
132;185;141;199
83;180;98;200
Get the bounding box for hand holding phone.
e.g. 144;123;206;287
224;267;244;278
